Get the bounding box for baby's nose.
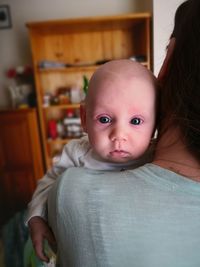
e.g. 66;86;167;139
109;126;127;142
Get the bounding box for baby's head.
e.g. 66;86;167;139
81;59;157;163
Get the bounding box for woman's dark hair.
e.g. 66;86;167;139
170;0;190;39
160;0;200;160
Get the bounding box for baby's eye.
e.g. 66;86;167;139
98;116;112;124
130;117;142;125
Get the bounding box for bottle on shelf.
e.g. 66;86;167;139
63;109;83;138
48;119;58;139
57;119;65;138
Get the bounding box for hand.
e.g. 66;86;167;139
28;216;56;262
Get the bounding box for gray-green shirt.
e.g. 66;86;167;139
48;163;200;267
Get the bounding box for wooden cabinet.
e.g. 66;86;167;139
0;108;44;225
26;12;152;169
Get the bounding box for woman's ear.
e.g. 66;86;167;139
157;37;176;81
80;101;87;133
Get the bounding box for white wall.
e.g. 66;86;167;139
0;0;151;108
153;0;184;76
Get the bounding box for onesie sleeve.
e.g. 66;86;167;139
25;136;89;224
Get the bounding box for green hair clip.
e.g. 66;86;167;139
83;75;89;95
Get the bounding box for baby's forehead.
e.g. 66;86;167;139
94;60;153;80
91;64;154;90
86;60;156;105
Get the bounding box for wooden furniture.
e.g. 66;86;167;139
26;12;152;170
0;108;44;225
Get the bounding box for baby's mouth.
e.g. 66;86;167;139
109;150;130;158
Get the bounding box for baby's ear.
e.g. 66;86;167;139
80;101;87;133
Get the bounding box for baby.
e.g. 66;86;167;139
27;59;157;262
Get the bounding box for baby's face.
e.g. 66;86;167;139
84;61;156;163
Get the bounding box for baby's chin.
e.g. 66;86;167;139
108;158;134;164
102;152;135;164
